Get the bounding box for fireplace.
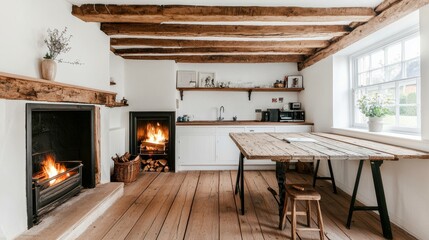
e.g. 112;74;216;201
129;112;175;172
26;104;96;228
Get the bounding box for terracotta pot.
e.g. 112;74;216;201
368;117;383;132
41;59;57;81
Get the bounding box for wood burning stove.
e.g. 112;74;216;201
130;112;175;172
26;104;96;228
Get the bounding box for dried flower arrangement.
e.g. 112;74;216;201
44;27;82;65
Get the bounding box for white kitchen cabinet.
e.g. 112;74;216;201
177;127;216;166
176;124;312;170
215;127;245;164
276;125;313;133
245;126;276;133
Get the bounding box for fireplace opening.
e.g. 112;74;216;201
130;112;175;172
26;104;96;228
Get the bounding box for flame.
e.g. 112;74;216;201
145;122;167;144
41;154;70;186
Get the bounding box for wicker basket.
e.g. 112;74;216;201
114;155;141;183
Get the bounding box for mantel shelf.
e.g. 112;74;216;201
177;87;304;100
0;72;117;106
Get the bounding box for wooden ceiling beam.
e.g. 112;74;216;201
123;55;305;63
114;47;314;55
73;5;375;23
298;0;429;71
110;38;330;48
101;23;350;38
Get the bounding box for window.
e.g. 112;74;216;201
351;32;421;134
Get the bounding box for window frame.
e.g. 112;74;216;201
350;27;421;135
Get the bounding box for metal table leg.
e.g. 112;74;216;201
346;160;393;239
235;153;245;215
276;162;288;228
371;160;392;239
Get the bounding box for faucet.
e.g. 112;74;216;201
218;106;225;121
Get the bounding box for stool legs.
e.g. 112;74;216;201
291;199;297;240
316;201;325;240
306;200;311;227
280;197;289;230
282;198;324;240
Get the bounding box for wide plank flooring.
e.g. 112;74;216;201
80;171;416;240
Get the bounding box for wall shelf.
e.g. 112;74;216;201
177;87;304;100
0;72;117;106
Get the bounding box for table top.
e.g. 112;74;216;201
229;132;429;161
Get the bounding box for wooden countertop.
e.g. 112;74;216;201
176;121;314;126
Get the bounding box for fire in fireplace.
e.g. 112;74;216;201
32;154;83;223
26;103;96;228
130;112;175;172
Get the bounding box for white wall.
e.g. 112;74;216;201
0;1;112;239
300;8;429;239
299;58;333;132
177;63;300;120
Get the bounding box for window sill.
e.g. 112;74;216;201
330;127;429;152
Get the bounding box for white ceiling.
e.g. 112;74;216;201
67;0;383;8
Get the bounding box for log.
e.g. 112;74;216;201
158;160;168;167
164;166;170;172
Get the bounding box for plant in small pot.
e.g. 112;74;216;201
42;27;80;81
357;94;391;132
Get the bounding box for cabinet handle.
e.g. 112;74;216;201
250;130;255;132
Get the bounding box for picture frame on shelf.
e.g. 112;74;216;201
287;75;303;88
176;70;197;88
198;72;216;88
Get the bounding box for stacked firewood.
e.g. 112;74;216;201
142;159;169;172
111;152;134;163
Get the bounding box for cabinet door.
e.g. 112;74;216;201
245;127;276;133
275;125;313;133
177;127;216;165
215;127;245;164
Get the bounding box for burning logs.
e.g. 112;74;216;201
142;158;169;172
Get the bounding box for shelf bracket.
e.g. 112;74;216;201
248;89;252;101
180;90;184;101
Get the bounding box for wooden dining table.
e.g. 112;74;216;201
229;132;429;240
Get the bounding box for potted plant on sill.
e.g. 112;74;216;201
41;27;81;81
357;94;391;132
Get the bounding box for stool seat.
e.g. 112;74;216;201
281;184;325;240
286;184;321;201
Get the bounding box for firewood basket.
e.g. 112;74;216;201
114;155;141;183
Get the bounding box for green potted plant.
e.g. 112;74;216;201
357;94;391;132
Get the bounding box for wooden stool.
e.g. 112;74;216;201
280;184;325;240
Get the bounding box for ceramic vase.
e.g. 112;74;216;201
41;59;57;81
368;117;383;132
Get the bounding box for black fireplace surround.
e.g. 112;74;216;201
26;103;96;228
129;111;175;171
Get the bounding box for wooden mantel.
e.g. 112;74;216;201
0;72;118;106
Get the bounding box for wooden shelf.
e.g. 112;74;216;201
0;72;117;106
177;87;304;100
106;102;129;108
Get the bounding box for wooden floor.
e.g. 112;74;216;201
79;171;416;240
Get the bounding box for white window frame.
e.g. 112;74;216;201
350;27;421;135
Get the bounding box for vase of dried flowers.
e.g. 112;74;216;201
41;27;81;81
41;59;57;81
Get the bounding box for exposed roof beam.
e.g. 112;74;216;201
110;38;330;48
101;23;350;38
73;5;375;23
375;0;401;13
114;47;314;55
298;0;429;71
123;55;304;63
